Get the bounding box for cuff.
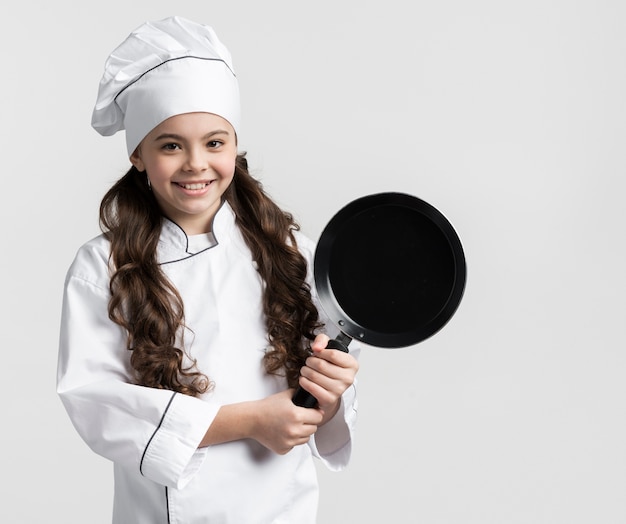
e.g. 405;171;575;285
139;393;220;489
309;383;358;471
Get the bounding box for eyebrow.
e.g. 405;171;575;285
153;129;231;141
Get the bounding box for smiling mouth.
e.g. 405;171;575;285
175;182;212;190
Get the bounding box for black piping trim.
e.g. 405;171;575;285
165;486;171;524
165;218;191;253
139;392;177;476
159;236;220;265
114;56;236;101
158;203;224;265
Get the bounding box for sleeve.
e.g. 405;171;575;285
56;249;221;489
308;365;359;471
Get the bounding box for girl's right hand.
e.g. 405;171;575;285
251;390;324;455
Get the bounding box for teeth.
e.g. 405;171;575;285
180;183;208;190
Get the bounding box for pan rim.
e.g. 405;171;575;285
313;192;466;348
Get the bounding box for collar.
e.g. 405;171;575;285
156;200;237;264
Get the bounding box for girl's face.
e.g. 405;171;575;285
131;112;238;235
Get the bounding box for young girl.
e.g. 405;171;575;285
57;16;359;523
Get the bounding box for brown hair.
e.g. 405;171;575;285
99;153;321;396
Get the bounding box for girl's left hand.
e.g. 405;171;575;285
297;333;359;423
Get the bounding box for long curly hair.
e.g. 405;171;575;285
99;153;321;396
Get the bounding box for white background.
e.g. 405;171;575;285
2;1;625;522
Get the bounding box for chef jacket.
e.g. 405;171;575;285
57;201;358;524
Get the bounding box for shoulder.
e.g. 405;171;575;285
65;233;112;290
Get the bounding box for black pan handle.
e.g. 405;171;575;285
292;333;352;408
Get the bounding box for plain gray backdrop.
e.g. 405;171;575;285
2;1;625;522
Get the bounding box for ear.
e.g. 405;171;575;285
130;149;145;172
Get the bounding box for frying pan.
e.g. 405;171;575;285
292;192;466;408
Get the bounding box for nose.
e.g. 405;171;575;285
183;146;209;173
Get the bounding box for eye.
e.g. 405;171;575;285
161;142;181;151
207;139;224;149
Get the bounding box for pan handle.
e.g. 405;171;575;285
292;334;351;408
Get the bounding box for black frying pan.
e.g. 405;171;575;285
293;192;466;408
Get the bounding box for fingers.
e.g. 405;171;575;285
298;365;350;400
310;333;330;352
298;356;356;400
301;356;346;385
310;334;357;367
299;336;358;408
298;372;351;412
273;435;310;455
256;391;325;454
306;347;359;377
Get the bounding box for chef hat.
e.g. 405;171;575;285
91;16;240;156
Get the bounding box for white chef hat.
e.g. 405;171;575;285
91;16;240;156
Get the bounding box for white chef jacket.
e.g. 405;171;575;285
57;201;358;524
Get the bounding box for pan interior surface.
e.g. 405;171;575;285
315;193;466;348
